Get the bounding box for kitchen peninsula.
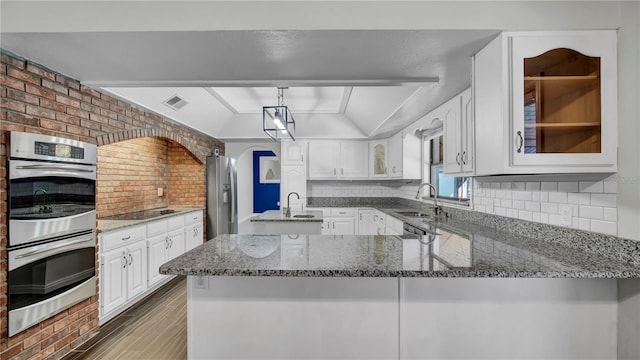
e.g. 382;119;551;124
249;209;323;234
161;208;640;360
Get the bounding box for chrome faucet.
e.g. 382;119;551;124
416;183;441;215
284;192;300;217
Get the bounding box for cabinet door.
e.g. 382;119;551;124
340;142;368;178
147;234;168;286
461;88;474;173
308;141;339;179
167;229;185;261
443;96;462;174
357;209;375;235
320;219;332;235
387;134;403;178
126;241;147;300
510;31;617;168
185;224;203;251
101;249;127;315
332;217;355;235
281;165;306;210
282;141;305;165
369;140;388;178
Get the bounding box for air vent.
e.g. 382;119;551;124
162;94;188;111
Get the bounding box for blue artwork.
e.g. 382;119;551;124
253;151;280;213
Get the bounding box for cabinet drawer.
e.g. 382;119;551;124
101;225;146;252
184;210;203;225
330;208;355;217
167;214;185;230
373;211;386;225
147;219;167;238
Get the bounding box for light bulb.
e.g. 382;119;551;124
273;110;287;134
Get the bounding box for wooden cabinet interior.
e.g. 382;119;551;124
522;48;601;154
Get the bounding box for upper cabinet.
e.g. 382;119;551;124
443;88;473;175
369;133;421;179
308;141;368;180
282;140;306;165
474;30;617;175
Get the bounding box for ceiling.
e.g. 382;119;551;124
1;4;500;140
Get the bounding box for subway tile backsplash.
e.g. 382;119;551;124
473;176;618;236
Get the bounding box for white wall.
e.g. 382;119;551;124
224;141;280;223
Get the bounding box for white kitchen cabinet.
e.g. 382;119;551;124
317;207;356;235
357;208;375;235
167;228;185;261
281;165;306;211
308;141;368;180
443;88;474;175
100;232;147;318
370;134;421;179
185;223;203;251
147;233;169;286
100;249;127;315
474;30;617;175
385;215;404;236
282;140;306;165
369;140;388;178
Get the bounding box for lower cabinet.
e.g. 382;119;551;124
319;208;356;235
99;209;204;324
100;240;147;317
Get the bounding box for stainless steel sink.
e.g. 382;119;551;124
292;214;315;218
395;211;433;218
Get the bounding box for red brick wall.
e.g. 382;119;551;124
0;50;224;359
97;137;169;218
168;142;206;208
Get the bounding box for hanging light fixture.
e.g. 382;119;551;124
263;87;296;141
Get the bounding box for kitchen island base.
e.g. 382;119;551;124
187;276;620;360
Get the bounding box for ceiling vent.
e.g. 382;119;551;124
162;94;188;111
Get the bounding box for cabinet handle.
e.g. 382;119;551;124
122;251;127;268
341;168;343;175
332;222;335;229
462;151;467;165
128;252;133;266
334;168;336;175
169;237;173;248
193;217;198;220
517;131;523;153
165;236;169;250
122;236;130;241
456;153;461;165
359;214;362;221
384;167;387;174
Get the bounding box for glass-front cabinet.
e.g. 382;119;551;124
510;31;617;168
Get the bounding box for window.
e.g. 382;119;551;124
423;135;471;202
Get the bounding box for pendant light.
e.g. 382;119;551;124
263;87;296;141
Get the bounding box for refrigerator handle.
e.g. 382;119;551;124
229;159;236;225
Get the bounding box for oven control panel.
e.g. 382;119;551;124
34;141;85;159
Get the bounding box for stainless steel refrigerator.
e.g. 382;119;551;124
206;155;238;239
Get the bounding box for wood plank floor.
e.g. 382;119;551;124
64;277;187;360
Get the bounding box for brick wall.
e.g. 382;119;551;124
168;142;206;208
97;137;169;218
0;50;224;360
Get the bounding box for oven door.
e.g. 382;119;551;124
8;159;96;246
8;233;96;337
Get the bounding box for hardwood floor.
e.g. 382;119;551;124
64;277;187;360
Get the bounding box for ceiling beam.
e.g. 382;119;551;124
81;78;439;88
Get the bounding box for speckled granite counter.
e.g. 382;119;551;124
250;209;323;222
160;230;640;278
97;207;203;232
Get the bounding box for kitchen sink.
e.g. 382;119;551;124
293;214;315;218
395;211;434;218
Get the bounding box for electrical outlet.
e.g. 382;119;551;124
558;204;572;226
194;276;208;289
157;187;163;197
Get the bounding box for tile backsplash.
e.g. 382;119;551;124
307;180;420;201
473;176;618;235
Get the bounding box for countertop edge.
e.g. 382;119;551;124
97;207;204;233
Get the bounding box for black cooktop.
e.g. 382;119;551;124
99;208;177;221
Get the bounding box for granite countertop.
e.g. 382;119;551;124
160;231;640;278
250;210;323;222
97;207;203;232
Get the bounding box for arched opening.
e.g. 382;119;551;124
96;136;205;218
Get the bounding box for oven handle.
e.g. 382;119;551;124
15;237;95;259
16;164;94;173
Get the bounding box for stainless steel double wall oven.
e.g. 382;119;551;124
7;132;97;336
